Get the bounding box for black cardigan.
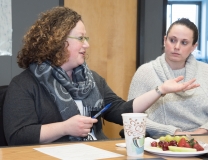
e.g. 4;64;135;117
3;69;133;145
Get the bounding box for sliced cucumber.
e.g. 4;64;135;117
168;146;197;152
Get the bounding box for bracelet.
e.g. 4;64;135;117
155;86;166;97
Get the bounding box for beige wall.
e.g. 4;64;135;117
64;0;137;138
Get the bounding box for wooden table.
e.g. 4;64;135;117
0;135;207;160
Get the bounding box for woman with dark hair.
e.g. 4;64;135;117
3;9;198;146
128;18;207;137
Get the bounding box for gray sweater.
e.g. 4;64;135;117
3;69;133;145
128;53;208;136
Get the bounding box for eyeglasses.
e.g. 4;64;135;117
68;36;89;43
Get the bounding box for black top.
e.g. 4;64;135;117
3;69;133;145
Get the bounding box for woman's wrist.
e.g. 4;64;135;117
61;121;68;136
155;86;166;97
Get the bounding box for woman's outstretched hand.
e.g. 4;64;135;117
159;76;200;94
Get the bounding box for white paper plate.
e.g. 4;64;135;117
144;137;208;157
115;137;208;157
115;143;126;148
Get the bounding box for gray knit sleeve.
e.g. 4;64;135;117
199;124;208;131
146;118;182;136
128;63;155;101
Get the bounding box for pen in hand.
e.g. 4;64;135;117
92;103;112;119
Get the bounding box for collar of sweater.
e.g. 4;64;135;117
152;53;197;96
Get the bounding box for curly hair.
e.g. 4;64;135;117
17;6;82;68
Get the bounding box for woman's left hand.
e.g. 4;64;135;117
159;76;200;94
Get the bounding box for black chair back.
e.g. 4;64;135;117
0;85;8;146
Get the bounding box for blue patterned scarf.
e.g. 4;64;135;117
29;61;103;140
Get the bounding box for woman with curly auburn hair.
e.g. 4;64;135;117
3;7;199;145
17;7;81;68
